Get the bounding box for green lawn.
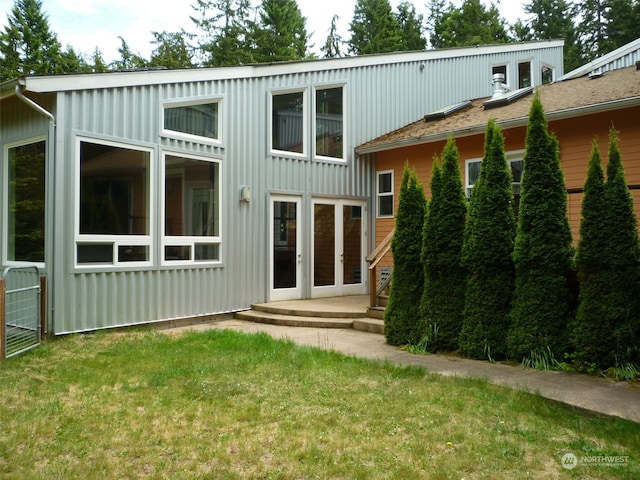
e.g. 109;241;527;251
1;328;638;479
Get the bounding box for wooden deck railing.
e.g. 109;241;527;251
366;229;394;308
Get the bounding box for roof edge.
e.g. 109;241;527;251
356;96;640;155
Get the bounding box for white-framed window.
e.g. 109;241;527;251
161;96;222;145
162;152;221;265
75;137;153;267
492;63;508;87
270;88;307;157
377;170;394;218
3;136;46;266
518;60;532;88
541;63;555;84
466;150;524;200
314;84;345;162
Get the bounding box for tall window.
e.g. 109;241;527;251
518;61;532;88
271;90;306;155
492;64;508;86
377;170;394;217
163;99;220;143
315;86;344;160
77;140;152;265
163;154;220;264
6;139;46;263
541;64;554;84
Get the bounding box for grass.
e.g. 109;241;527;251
0;328;638;479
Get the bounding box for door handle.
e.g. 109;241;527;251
298;254;302;264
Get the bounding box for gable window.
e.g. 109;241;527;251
162;98;221;144
163;153;221;264
315;85;344;161
5;138;46;264
271;89;306;156
377;170;394;218
518;61;532;88
76;139;152;266
466;152;524;211
541;64;554;84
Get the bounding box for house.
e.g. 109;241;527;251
0;41;564;335
357;55;640;300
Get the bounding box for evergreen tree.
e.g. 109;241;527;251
149;31;194;69
574;0;610;61
384;163;427;346
521;0;584;72
427;0;510;49
603;0;640;53
111;36;148;70
321;15;344;58
252;0;309;63
420;138;467;352
573;131;640;367
348;0;402;55
0;0;71;80
396;2;426;51
459;121;516;360
191;0;255;67
90;47;110;73
509;93;574;362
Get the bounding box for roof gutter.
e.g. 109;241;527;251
356;96;640;155
14;84;56;334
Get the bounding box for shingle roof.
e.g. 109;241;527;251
357;65;640;154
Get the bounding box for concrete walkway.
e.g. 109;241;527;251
169;318;640;424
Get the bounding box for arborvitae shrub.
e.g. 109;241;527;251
459;121;515;360
509;93;574;362
419;138;467;352
384;162;427;346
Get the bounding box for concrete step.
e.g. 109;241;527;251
353;318;384;335
377;295;389;307
367;306;385;320
251;302;365;319
235;310;354;329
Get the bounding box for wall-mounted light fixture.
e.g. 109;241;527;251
240;185;251;203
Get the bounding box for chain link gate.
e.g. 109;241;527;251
0;266;42;360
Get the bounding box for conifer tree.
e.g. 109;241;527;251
348;0;402;55
459;121;515;360
384;163;427;346
420;138;467;352
509;93;574;362
252;0;309;63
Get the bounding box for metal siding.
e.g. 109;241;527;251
24;44;564;333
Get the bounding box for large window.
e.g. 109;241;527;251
315;86;344;160
271;90;306;155
377;170;394;218
541;64;554;84
77;140;152;265
163;153;221;264
518;61;532;88
5;138;46;263
162;99;221;143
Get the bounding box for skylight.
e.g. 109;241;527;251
483;86;533;109
424;100;472;122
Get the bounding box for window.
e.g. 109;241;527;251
466;152;524;209
77;140;152;266
377;170;394;217
541;64;554;84
315;86;344;160
271;90;306;155
518;61;532;88
163;153;221;264
492;64;508;86
162;99;221;144
5;138;46;264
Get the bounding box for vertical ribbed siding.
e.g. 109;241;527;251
39;43;564;333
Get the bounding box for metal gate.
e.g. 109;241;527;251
0;266;42;360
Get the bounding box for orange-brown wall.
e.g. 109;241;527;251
372;105;640;268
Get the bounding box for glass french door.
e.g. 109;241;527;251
312;199;366;298
269;195;302;301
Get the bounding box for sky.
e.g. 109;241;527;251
0;0;527;63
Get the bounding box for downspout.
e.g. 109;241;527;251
14;84;56;335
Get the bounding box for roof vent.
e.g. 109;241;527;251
491;73;509;99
